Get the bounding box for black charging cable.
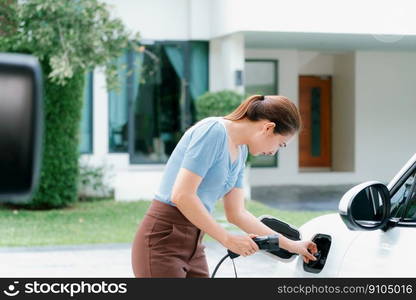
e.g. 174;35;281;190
211;251;239;278
211;235;280;278
211;253;231;278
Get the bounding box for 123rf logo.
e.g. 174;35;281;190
3;281;127;297
3;281;20;297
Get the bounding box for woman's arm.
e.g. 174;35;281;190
171;168;259;257
223;187;318;263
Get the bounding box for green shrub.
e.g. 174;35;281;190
195;90;244;121
29;61;84;208
78;161;114;201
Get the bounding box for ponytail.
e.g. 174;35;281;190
224;94;302;135
224;95;264;121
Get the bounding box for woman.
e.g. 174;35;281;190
131;94;318;278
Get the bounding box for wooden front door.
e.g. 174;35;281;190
299;76;331;168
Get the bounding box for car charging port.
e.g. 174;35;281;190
303;233;332;273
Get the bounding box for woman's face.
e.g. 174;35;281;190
247;121;294;156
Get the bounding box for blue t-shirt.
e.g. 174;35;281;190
154;117;248;213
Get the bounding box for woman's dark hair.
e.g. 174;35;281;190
224;94;302;135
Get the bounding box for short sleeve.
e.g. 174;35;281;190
181;122;224;178
234;166;245;188
234;145;248;188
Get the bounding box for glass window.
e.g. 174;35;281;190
403;176;416;220
390;169;416;219
108;50;129;152
107;42;209;162
189;41;209;124
245;59;278;167
79;72;93;153
129;41;209;164
131;43;185;163
310;87;321;157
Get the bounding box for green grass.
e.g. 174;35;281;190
0;199;335;247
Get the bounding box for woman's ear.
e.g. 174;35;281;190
265;121;276;134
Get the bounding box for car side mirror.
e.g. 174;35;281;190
0;53;43;204
338;181;390;231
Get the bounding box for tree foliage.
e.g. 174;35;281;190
1;0;141;89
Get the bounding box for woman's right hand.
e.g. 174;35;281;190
223;233;259;257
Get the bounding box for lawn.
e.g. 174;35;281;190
0;199;335;247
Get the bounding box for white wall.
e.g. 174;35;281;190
92;70;109;158
210;0;416;38
210;33;245;93
189;0;212;40
332;53;355;172
103;0;211;41
104;0;416;41
298;52;334;75
355;51;416;182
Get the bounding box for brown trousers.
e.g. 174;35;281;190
131;200;209;278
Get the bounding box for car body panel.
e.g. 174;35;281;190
273;213;360;277
338;226;416;277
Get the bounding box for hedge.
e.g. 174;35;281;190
29;61;85;208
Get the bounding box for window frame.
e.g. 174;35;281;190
244;58;279;168
388;161;416;227
128;40;195;164
80;71;94;154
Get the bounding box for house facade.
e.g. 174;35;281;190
78;0;416;200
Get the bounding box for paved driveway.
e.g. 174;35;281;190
0;242;294;278
253;184;355;211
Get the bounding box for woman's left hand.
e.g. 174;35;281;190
289;240;318;263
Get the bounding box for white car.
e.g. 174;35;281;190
260;153;416;277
